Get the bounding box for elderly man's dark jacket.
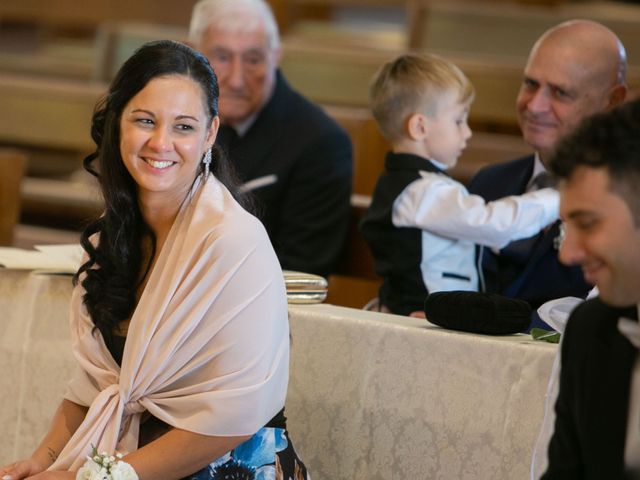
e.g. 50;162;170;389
217;71;353;277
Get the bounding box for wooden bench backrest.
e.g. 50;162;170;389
326;193;381;309
409;0;640;65
409;0;559;57
323;104;389;195
0;73;101;152
0;0;197;27
93;22;188;81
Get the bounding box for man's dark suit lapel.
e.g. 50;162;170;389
508;155;535;196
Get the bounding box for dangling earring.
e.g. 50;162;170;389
202;147;212;178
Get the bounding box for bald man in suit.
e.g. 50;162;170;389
469;20;627;310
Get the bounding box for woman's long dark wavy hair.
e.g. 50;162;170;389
75;40;246;345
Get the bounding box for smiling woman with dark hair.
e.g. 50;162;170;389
0;40;307;480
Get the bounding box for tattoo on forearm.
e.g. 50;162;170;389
47;447;58;463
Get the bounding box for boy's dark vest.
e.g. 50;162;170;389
360;152;445;315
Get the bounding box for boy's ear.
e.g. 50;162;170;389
406;113;428;141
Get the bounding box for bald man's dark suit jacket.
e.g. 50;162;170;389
542;298;638;479
217;71;353;277
468;155;591;308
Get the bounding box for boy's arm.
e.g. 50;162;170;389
392;174;558;248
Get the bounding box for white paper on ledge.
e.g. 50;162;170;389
0;244;83;274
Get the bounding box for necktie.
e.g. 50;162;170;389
531;171;555;190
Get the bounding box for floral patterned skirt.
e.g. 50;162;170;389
184;427;308;480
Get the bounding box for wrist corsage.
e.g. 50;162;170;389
76;446;138;480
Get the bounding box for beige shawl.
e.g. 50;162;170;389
51;176;289;471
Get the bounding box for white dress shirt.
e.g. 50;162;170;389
392;169;558;293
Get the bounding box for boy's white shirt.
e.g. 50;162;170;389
392;169;558;293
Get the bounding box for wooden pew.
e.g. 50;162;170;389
282;0;565;5
408;0;640;65
282;38;526;130
273;0;570;31
0;74;103;225
326;193;380;309
93;22;188;81
0;150;27;246
20;177;103;228
12;224;80;250
0;17;97;80
408;0;560;57
323;104;390;196
0;21;187;82
0;73;102;153
0;47;95;81
285;19;407;51
0;0;198;28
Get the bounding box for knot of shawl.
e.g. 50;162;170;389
123;398;145;416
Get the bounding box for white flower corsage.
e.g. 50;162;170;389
76;446;138;480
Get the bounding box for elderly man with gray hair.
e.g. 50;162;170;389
189;0;353;278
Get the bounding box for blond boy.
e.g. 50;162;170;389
360;54;559;316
